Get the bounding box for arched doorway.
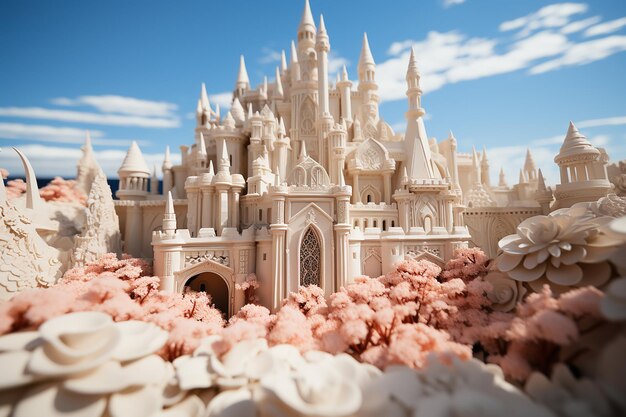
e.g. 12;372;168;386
300;227;321;287
185;272;229;317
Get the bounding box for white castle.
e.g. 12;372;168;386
110;0;615;316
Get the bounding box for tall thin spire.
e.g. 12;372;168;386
290;40;298;63
200;82;210;110
318;14;327;35
406;47;419;78
275;66;284;98
341;64;349;81
519;169;527;184
237;55;250;88
219;138;230;172
537;168;547;191
280;50;287;72
359;33;375;67
198;132;207;158
163;145;172;170
162;191;176;234
481;145;489;164
208;160;215;175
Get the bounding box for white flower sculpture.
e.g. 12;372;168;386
172;339;552;417
0;311;204;417
497;206;625;292
483;269;526;312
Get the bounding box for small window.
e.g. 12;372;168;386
391;220;395;227
263;253;267;261
382;220;387;230
352;252;357;259
259;209;263;221
229;154;233;166
367;194;372;203
373;220;377;227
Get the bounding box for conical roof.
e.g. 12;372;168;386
298;0;316;34
556;121;599;163
118;141;150;175
359;33;375;69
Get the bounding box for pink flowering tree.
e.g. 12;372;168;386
235;273;260;304
39;177;88;205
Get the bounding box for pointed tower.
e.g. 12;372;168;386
297;0;316;52
280;50;288;72
316;14;330;116
337;65;353;125
403;48;434;180
481;146;490;187
524;149;537;181
150;164;159;195
553;121;613;208
76;131;100;195
235;55;250;99
162;146;173;196
116;141;150;200
162;191;177;237
358;33;376;90
13;148;44;211
535;169;554;214
195;132;208;171
498;167;507;187
274;66;284;100
471;147;482;184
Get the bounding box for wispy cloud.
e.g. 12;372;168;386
375;3;626;103
328;51;349;74
585;17;626;37
259;47;282;64
0;107;180;128
51;95;178;118
577;115;626;128
443;0;465;8
0;144;180;178
0;123;146;146
209;92;233;112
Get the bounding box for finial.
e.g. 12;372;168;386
166;191;175;215
208;160;215;175
341;64;349;81
499;167;507;187
406;46;419;77
481;145;488;163
299;140;308;160
318;14;327;34
359;33;375;67
83;131;93;153
537;168;547;191
299;0;315;32
200;82;210;109
198;132;208;157
274;67;284;98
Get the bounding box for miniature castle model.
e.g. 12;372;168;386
111;0;616;316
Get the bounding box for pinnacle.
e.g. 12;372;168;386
299;0;316;31
318;14;327;34
275;67;284;97
359;32;375;67
200;82;210;109
237;55;250;86
280;50;287;72
291;41;298;63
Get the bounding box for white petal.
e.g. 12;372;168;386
109;385;164;417
123;354;168;387
546;263;583;286
158;395;205;417
507;262;547;282
63;361;128;394
205;388;255;417
0;351;39;389
496;253;523;272
13;382;107;417
112;321;169;362
175;355;212;390
0;331;41;353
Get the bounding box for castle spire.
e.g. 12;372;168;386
524;148;536;180
537;168;547;191
405;47;424;118
280;50;288;72
162;145;172;170
236;55;250;93
299;139;308;161
198;132;207;158
219;138;230;172
200;82;210;110
359;33;375;68
298;0;316;37
290;40;298;63
498;167;507;187
519;169;527;184
208;160;215;176
162;191;176;235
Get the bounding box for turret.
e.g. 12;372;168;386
116;141;150;200
297;0;316;51
336;65;353;124
358;33;376;90
162;191;176;237
498;167;507;187
405;47;424;119
524;149;537;181
535;169;554;214
235;55;250;99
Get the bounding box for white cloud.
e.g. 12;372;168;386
443;0;465;8
375;3;626;102
259;48;282;64
585;17;626;37
0;144;180;178
561;16;602;34
0;123;144;146
577;115;626;128
499;3;587;37
50;95;178;117
530;35;626;74
0;107;180;128
328;51;349;74
209;92;233;112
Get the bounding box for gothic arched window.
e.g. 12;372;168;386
300;228;321;287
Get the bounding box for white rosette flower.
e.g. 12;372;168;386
483;270;526;312
0;311;201;417
497;206;625;293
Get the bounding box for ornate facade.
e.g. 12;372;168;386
114;0;615;316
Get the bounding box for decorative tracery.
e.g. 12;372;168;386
299;228;321;287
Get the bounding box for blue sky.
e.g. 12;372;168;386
1;0;625;186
